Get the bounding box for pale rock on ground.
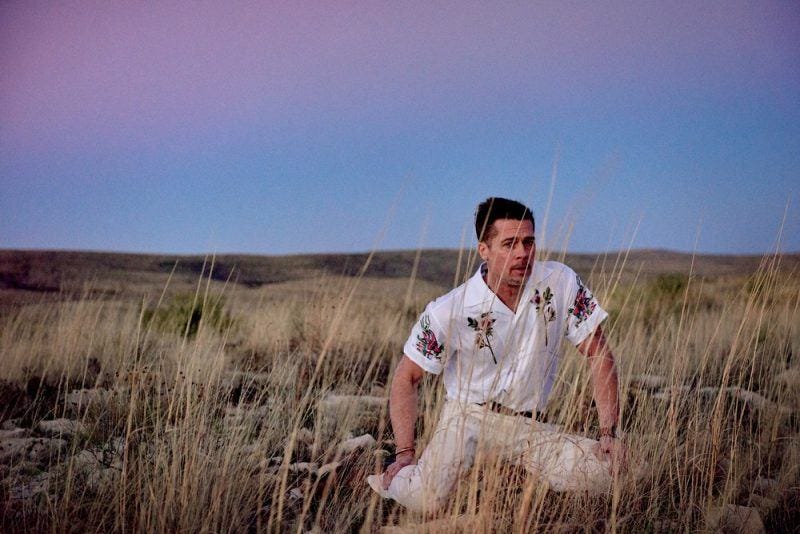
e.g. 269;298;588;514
706;504;765;534
37;418;88;439
85;466;120;492
7;470;50;501
220;371;273;393
775;367;800;388
381;514;487;534
65;388;112;412
629;374;669;390
1;418;24;431
728;387;793;416
317;394;387;439
338;433;376;454
317;461;340;478
223;404;271;428
0;428;31;439
754;476;779;496
287;462;318;475
295;427;314;444
649;384;794;417
0;437;67;464
748;494;778;512
70;449;104;471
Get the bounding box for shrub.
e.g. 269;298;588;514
142;294;234;338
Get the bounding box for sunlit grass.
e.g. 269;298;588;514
1;249;798;532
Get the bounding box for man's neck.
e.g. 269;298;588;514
484;271;524;312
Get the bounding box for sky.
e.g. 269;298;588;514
2;1;799;255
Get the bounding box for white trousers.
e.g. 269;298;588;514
367;399;612;514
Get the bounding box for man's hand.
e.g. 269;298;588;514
382;450;415;489
597;435;627;473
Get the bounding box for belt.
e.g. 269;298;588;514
477;401;546;422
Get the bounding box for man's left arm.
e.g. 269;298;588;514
577;325;625;462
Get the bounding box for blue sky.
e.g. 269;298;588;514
2;2;799;255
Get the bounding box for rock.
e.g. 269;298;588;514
748;494;778;512
7;471;50;501
651;392;671;402
0;428;31;439
296;427;314;444
630;374;669;390
0;437;67;464
287;462;317;475
220;371;245;391
65;389;112;412
651;385;693;401
2;418;24;430
775;367;800;388
317;461;340;478
381;514;483;533
317;394;387;439
221;372;273;402
85;467;119;492
110;437;126;456
369;384;388;397
652;520;682;531
37;418;87;439
729;387;793;416
706;504;765;534
71;450;103;471
338;433;376;454
754;477;778;496
224;404;270;428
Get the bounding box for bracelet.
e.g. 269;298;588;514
394;446;415;456
598;425;617;439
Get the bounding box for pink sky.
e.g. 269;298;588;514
1;2;798;254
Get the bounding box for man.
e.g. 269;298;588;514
367;197;624;514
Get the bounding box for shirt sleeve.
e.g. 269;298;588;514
564;274;608;346
403;303;447;374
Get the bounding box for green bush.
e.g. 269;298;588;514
142;294;234;338
649;273;688;300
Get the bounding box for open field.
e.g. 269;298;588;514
1;248;799;532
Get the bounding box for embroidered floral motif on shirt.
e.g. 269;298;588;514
415;314;444;361
467;312;497;364
568;275;597;330
532;286;556;346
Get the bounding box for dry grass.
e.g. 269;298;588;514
0;249;798;532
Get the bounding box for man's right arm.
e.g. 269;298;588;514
382;355;424;489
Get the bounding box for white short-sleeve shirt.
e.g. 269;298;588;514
403;261;608;412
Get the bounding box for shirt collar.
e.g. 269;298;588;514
463;261;554;307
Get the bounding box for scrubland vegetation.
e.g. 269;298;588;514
1;249;798;532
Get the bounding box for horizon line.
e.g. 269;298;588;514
2;246;798;259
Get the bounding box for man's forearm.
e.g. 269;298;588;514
590;348;619;429
582;327;620;430
389;371;419;450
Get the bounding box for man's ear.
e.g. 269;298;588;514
478;240;489;261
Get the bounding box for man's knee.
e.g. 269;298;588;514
387;461;463;514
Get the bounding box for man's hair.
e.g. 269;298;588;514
475;197;535;242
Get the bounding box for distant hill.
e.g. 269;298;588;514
2;249;798;304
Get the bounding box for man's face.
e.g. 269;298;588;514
478;218;536;288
